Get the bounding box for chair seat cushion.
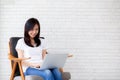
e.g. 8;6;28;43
62;72;71;80
14;72;71;80
14;75;43;80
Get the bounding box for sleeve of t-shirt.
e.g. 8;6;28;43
15;39;24;50
41;39;47;50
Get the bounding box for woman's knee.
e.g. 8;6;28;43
52;68;62;80
42;70;54;80
44;70;53;76
52;68;61;75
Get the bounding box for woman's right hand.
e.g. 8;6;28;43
31;63;40;68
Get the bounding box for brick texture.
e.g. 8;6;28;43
0;0;120;80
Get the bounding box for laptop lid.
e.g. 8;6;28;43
39;53;68;70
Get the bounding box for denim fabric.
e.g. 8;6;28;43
25;67;62;80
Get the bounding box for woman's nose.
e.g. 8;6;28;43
33;30;36;33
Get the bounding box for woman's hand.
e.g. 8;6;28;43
31;63;40;68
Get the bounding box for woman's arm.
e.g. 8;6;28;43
16;49;40;68
42;49;47;60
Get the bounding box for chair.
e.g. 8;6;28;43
8;37;71;80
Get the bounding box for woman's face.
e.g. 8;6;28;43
28;24;39;39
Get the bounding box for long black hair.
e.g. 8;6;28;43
24;18;41;47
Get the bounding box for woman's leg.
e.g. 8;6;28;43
51;68;62;80
25;67;54;80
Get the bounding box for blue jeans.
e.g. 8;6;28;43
25;67;62;80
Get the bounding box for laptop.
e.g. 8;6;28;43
36;53;68;70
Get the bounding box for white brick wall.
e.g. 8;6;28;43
0;0;120;80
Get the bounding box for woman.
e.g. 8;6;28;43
16;18;62;80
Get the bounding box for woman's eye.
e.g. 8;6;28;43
36;29;38;31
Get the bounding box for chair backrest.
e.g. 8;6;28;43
9;37;45;77
9;37;22;58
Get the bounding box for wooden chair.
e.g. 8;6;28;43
8;37;72;80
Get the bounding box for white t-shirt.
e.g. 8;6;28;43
15;38;46;72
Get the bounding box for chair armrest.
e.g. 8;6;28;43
8;54;27;80
8;54;30;61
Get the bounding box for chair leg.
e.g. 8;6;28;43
18;61;25;80
10;62;17;80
